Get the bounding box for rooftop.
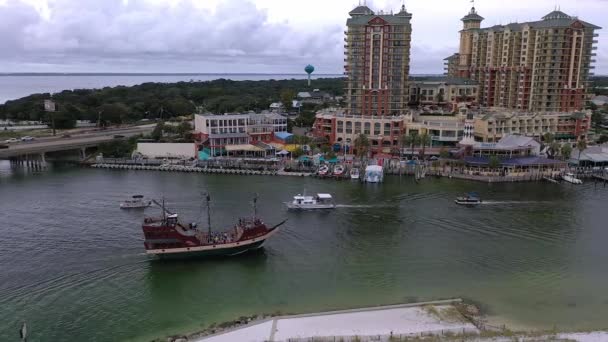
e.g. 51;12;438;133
347;5;412;26
462;7;484;22
443;53;460;61
476;9;601;31
348;5;374;16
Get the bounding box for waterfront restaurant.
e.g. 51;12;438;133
567;144;608;167
460;135;564;177
462;156;566;178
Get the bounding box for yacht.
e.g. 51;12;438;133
562;173;583;184
350;167;360;180
120;195;152;209
286;193;336;210
455;192;482;206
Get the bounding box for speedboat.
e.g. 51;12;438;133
364;165;384;183
350;167;360;180
333;164;345;177
318;165;329;176
455;192;482;206
286;193;336;210
562;172;583;184
121;195;152;209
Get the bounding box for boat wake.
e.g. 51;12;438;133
335;204;393;208
480;200;547;205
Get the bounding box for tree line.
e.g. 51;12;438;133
0;78;345;129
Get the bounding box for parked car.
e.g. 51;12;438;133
4;138;19;143
61;134;71;138
20;136;35;141
113;134;125;139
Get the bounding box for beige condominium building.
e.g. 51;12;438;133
473;109;591;143
448;6;601;112
344;4;412;116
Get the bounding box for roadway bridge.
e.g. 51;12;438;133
0;125;154;168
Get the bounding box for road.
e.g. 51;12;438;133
0;125;155;159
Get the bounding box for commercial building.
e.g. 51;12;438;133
447;6;601;112
136;143;197;159
409;77;479;108
313;108;408;152
194;112;287;157
473;109;591;142
344;4;412;116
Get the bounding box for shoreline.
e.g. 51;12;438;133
85;162;594;184
153;299;608;342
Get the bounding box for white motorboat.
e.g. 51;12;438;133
333;164;345;177
454;192;482;206
562;172;583;184
286;193;336;210
318;165;329;176
120;195;152;209
364;165;384;183
350;167;360;180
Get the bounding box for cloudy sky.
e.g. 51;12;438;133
0;0;606;74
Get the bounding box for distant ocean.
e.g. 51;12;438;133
0;73;344;104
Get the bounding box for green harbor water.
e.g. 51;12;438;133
1;162;607;341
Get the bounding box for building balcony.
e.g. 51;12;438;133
431;135;461;142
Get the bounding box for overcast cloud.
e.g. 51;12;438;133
0;0;605;74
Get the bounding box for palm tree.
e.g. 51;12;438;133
419;133;431;160
400;134;410;159
401;132;420;160
549;142;561;160
576;139;587;164
354;134;370;161
560;144;572;161
543;133;557;158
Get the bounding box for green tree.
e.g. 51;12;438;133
292;147;304;158
403;132;420;159
354;134;370;160
591;111;603;130
576;139;587;162
419;133;431;160
98;103;129;125
488;155;501;170
150;122;164;141
549;141;561;159
280;89;296;112
163;98;195;116
598;134;608;144
439;147;450;159
436;91;444;103
543;133;557;158
560;144;572;161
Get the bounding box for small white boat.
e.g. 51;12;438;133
120;195;152;209
350;167;360;180
333;165;345;177
318;165;329;176
455;192;482;206
562;172;583;184
286;193;336;210
364;165;384;183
